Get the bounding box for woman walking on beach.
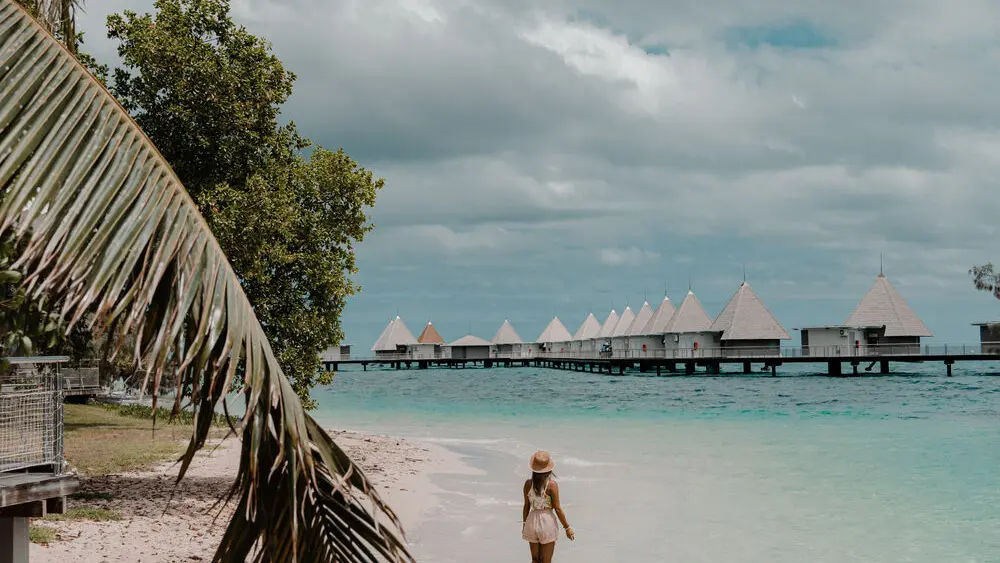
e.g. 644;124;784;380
522;451;574;563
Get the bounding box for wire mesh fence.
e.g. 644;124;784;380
0;358;66;474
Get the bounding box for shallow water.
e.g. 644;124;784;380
312;364;1000;562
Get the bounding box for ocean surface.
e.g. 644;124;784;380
310;362;1000;563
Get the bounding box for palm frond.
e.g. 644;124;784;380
0;2;413;561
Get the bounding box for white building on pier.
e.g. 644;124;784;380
708;281;791;355
609;306;635;356
631;296;675;356
622;301;655;357
492;319;528;358
416;322;446;359
448;334;491;359
663;290;715;357
592;309;619;356
570;313;602;354
843;272;932;352
536;317;573;354
371;316;418;359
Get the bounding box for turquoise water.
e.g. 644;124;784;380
312;364;1000;562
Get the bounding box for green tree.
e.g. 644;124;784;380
200;149;382;404
107;0;379;407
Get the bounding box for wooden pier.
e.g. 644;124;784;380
322;344;999;377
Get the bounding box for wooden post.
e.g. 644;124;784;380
743;362;751;374
656;364;661;376
945;360;953;377
771;364;777;377
685;362;695;375
828;361;842;376
880;360;889;374
0;517;29;563
851;362;859;375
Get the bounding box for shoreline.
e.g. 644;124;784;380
30;429;467;562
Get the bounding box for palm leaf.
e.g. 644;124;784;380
0;2;413;561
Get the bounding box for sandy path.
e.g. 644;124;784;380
30;430;456;562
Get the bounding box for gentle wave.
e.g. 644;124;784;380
559;456;619;468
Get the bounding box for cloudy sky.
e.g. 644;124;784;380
79;0;1000;348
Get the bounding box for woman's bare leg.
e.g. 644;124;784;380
539;542;556;563
530;542;541;563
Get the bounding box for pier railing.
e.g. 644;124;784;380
338;343;1000;363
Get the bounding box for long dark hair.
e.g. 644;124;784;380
531;471;553;496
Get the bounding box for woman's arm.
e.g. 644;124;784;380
549;481;575;540
522;481;531;523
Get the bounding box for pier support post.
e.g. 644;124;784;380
851;362;858;375
685;362;695;375
945;360;954;377
707;362;720;375
1;517;29;563
880;360;890;374
742;362;751;374
363;363;367;372
770;364;777;377
827;361;842;377
656;364;661;377
639;362;648;373
419;361;427;370
618;364;626;375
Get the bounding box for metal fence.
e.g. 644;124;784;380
0;357;67;474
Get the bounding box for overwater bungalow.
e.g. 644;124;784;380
491;319;527;358
663;290;715;356
972;322;1000;354
371;316;418;359
842;272;932;352
416;322;446;359
631;295;675;356
570;313;602;354
708;281;790;355
592;309;619;356
320;343;352;370
609;306;636;356
536;317;573;354
447;334;491;359
623;301;655;357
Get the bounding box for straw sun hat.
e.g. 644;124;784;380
530;450;555;473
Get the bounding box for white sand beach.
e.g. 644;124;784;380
30;430;460;562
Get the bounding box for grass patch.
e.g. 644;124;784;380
63;403;191;475
43;506;122;522
69;490;115;501
29;524;57;545
99;402;238;428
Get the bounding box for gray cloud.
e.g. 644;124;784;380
76;0;1000;345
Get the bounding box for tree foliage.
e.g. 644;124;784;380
200;148;382;405
107;0;302;193
106;0;380;407
970;263;1000;300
